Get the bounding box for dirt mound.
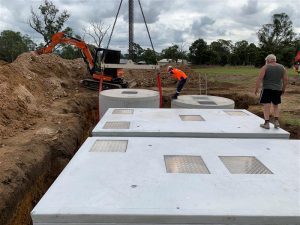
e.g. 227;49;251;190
0;53;88;138
0;60;8;66
0;53;98;225
123;64;204;88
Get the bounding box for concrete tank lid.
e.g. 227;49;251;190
31;137;300;224
100;89;158;98
174;95;234;105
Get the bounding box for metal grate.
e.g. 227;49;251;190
122;91;138;94
224;110;249;116
103;121;130;129
198;100;217;105
219;156;273;174
179;115;205;121
112;109;134;114
164;155;210;174
90;140;128;152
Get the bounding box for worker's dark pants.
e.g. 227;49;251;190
176;78;187;95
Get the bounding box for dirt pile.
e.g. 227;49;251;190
0;53;98;225
0;53;89;138
124;64;204;89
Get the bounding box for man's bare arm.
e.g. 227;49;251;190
255;66;266;95
282;68;288;94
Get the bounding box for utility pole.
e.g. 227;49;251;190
128;0;134;60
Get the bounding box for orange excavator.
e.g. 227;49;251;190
36;32;129;90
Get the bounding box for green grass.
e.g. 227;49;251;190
193;66;296;77
282;117;300;126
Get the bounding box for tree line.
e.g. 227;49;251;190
0;0;299;68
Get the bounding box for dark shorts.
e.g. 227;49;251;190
259;89;282;105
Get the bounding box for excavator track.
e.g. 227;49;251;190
80;79;123;91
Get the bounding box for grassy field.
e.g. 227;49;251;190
191;66;300;136
193;66;297;77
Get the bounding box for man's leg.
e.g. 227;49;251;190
273;103;280;128
173;78;186;99
260;103;271;129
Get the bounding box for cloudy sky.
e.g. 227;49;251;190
0;0;299;52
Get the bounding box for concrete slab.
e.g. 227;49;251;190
31;137;300;224
99;89;159;117
171;95;235;109
92;108;290;139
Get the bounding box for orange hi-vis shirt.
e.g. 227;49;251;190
171;68;187;80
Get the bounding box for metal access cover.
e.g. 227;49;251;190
164;155;210;174
122;91;138;94
103;121;130;129
224;110;249;116
112;109;134;114
193;96;209;100
90;140;128;152
198;100;217;105
220;156;273;174
179;115;205;121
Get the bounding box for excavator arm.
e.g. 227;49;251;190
36;32;129;90
37;32;95;72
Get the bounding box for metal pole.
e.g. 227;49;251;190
129;0;134;60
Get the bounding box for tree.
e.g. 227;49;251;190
232;40;249;65
83;20;110;48
209;39;232;65
125;42;144;62
161;44;181;62
142;48;157;64
189;39;209;64
29;0;70;43
0;30;36;62
257;13;296;54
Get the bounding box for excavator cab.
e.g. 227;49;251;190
87;48;128;90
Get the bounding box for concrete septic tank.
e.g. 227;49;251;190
92;108;290;139
31;137;300;225
99;89;159;117
171;95;235;109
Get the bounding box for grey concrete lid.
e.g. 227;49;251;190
32;137;300;224
172;95;235;109
100;89;159;99
93;108;290;139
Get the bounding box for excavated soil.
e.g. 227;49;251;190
0;53;98;225
0;56;299;225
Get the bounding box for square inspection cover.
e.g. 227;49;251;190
198;100;217;105
122;91;138;94
112;109;134;114
193;96;209;100
103;121;130;129
220;156;273;174
31;137;300;225
179;115;205;121
224;110;249;116
90;140;128;152
93;108;290;138
164;155;210;174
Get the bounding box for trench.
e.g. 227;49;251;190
4;97;99;225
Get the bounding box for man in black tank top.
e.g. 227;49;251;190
255;54;288;129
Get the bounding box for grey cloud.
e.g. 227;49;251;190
241;0;258;15
120;0;169;24
191;16;215;37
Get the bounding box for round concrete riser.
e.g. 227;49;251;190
99;89;160;117
171;95;235;109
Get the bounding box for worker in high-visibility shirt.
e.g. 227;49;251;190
167;66;188;99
